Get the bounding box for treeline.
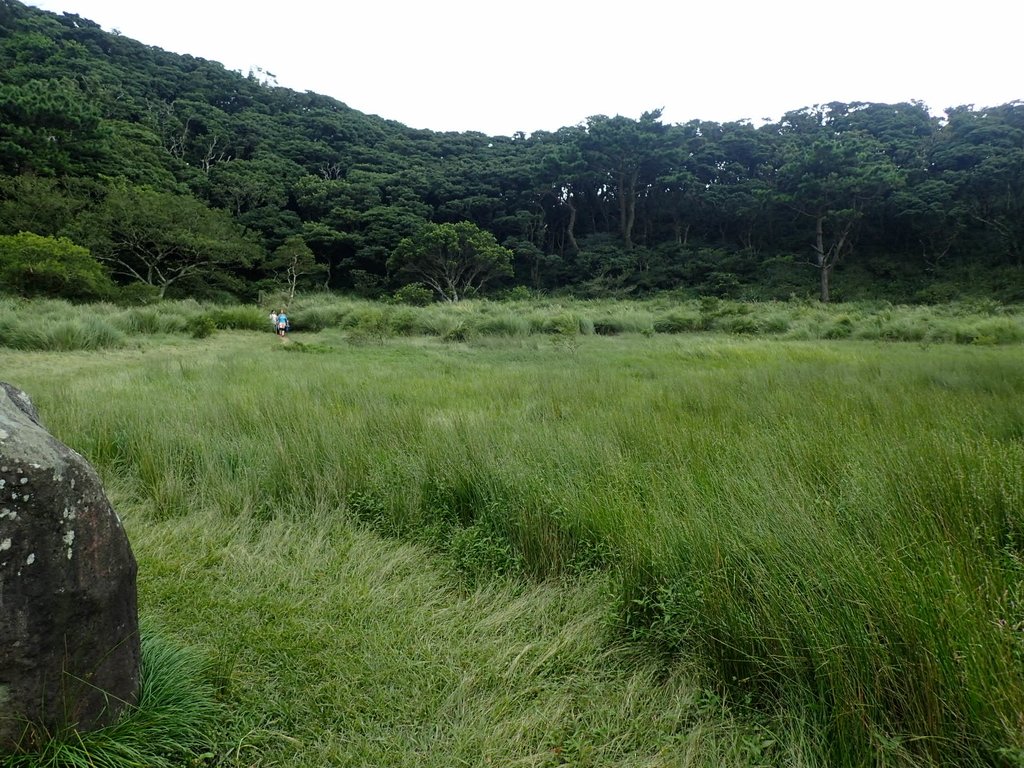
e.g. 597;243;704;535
1;0;1022;303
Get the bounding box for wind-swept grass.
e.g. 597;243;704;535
4;323;1023;765
119;510;795;767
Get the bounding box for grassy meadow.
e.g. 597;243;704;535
2;296;1023;767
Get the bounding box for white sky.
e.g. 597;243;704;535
26;0;1024;136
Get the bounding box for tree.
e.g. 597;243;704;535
265;235;327;304
0;173;88;236
0;231;113;299
581;111;672;251
538;126;590;256
774;105;902;301
931;103;1024;266
204;153;303;216
388;221;513;302
890;179;965;272
0;77;104;175
74;184;261;298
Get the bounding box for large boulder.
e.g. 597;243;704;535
0;383;140;750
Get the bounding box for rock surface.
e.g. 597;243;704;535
0;384;140;750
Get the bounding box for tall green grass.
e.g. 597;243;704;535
1;295;1022;351
1;629;220;768
119;510;794;767
4;327;1023;765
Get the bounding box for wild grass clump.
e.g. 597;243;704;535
111;504;805;767
603;351;1024;764
114;306;189;336
716;314;765;334
385;306;423;335
286;293;400;333
653;310;705;333
955;316;1024;345
414;310;462;339
286;302;351;332
2;629;221;768
5;316;125;351
531;311;586;335
0;298;126;351
203;305;267;331
469;311;531;337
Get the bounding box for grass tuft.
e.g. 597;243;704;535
2;629;220;768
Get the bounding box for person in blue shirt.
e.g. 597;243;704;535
276;310;289;337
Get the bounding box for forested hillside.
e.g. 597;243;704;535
2;0;1022;303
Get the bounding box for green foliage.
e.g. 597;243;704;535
0;77;102;175
116;306;189;335
265;235;327;305
0;3;1022;304
0;175;88;237
72;185;260;299
203;305;267;331
0;232;113;300
391;283;434;306
471;310;531;337
112;282;161;307
190;315;216;338
449;522;522;582
653;311;704;333
388;221;513;302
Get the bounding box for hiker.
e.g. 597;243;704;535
276;310;289;337
270;310;278;331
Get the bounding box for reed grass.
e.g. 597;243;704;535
3;309;1023;765
2;295;1022;351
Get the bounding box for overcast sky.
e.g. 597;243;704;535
26;0;1024;136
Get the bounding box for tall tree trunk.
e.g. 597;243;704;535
565;195;579;254
619;170;637;250
813;214;853;303
815;214;830;303
672;219;690;248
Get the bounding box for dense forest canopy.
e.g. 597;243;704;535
1;0;1022;303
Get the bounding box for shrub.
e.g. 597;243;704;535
392;283;434;306
0;232;114;301
115;282;161;306
191;315;217;338
500;285;535;301
387;307;422;335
